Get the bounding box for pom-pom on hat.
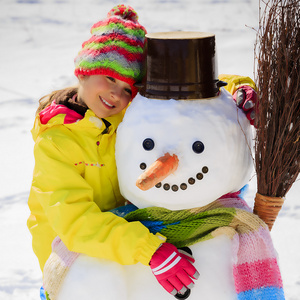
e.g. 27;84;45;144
74;4;147;98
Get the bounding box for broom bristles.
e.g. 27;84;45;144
254;0;300;229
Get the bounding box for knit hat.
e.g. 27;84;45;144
74;4;147;98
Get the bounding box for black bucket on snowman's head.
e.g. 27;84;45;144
138;31;221;100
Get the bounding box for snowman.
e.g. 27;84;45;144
44;32;284;300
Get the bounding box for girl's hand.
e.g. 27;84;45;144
149;243;199;297
233;85;257;126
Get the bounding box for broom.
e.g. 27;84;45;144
253;0;300;231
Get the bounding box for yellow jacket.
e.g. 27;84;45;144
27;103;163;271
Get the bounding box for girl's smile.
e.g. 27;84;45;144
100;96;115;109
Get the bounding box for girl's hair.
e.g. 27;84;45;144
36;86;78;115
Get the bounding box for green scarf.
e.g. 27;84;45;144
122;194;262;247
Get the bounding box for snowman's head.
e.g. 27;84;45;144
115;89;253;210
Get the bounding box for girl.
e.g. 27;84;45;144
27;5;199;299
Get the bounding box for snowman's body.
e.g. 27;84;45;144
58;235;236;300
56;89;253;300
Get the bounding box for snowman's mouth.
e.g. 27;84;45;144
154;166;209;192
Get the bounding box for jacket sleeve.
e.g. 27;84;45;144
31;130;164;266
218;74;257;95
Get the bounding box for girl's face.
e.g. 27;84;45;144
78;75;132;119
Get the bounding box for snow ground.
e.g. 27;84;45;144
0;0;299;299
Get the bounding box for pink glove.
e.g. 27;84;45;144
150;243;200;296
233;85;257;126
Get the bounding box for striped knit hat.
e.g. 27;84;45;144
74;4;147;98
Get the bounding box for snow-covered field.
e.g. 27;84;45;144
0;0;299;299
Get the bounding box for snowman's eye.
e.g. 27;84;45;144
143;138;155;151
192;141;204;154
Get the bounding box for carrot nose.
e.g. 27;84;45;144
136;153;179;191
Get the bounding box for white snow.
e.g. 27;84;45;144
0;0;299;299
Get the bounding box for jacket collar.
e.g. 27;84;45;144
31;102;124;141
